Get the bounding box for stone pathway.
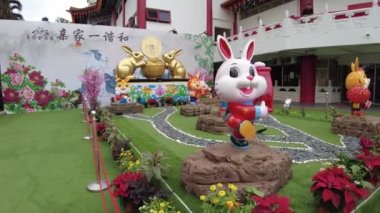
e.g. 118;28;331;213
124;107;360;163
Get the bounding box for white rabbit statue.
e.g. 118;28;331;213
215;35;268;149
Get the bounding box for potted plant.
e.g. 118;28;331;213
199;183;240;212
139;196;181;213
141;151;170;182
251;194;293;213
356;136;380;186
127;177;169;208
79;68;103;110
112;171;144;213
311;166;368;213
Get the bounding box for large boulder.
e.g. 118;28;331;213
331;115;380;139
107;103;144;115
180;104;211;117
181;140;292;197
196;114;230;135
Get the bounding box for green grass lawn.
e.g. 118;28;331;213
113;117;203;213
142;107;164;117
114;116;324;213
0;110;120;213
1;106;378;213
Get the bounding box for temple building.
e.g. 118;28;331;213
69;0;380;105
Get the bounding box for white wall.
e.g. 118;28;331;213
146;0;207;35
239;1;298;31
213;0;234;36
125;0;137;25
314;0;374;14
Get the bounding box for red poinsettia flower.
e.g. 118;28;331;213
359;137;375;150
311;166;368;213
34;90;53;108
96;122;106;137
28;71;45;87
346;86;371;104
356;150;380;170
112;172;143;198
252;194;293;213
3;88;20;103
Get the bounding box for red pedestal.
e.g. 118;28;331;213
300;55;316;104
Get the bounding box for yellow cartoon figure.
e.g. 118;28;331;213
345;57;371;116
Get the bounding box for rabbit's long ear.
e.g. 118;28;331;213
174;49;183;57
122;46;133;55
217;35;234;61
241;39;255;62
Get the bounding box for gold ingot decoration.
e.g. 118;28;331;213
140;36;166;79
162;49;187;79
116;45;146;80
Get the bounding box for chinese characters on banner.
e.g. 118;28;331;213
26;27;129;43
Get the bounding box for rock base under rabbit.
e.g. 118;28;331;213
181;140;292;197
107;103;144;115
180;104;211;117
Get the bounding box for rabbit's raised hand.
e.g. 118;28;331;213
116;45;146;80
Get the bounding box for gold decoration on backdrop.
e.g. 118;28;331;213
162;49;187;79
116;45;145;79
141;36;166;78
115;36;187;80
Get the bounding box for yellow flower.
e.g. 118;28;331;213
200;195;206;201
152;210;157;213
225;201;234;209
210;185;217;191
136;160;140;165
228;183;237;191
212;197;219;204
158;210;164;213
218;190;226;197
217;183;223;188
160;202;165;208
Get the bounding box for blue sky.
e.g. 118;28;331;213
21;0;88;22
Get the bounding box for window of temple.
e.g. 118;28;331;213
146;9;171;23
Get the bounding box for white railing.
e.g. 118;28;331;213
215;1;380;59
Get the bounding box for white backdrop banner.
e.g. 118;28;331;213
0;20;213;113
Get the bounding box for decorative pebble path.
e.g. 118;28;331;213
124;107;360;163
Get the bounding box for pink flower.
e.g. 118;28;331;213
21;87;34;102
34;90;53;108
28;71;45;87
57;89;67;97
10;73;24;85
155;85;165;96
13;63;24;71
4;68;17;75
3;88;20;103
23;102;36;112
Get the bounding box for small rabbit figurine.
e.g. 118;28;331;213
187;72;203;104
116;45;146;79
113;77;132;103
162;49;187;79
215;35;268;148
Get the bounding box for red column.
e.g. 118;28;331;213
300;0;313;15
233;12;238;35
206;0;213;36
122;0;125;26
300;55;316;104
137;0;147;29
